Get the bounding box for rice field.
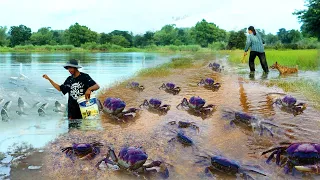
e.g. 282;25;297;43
225;49;320;71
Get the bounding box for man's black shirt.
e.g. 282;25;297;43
60;72;96;119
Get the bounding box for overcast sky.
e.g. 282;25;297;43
0;0;306;34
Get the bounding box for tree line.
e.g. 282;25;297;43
0;0;319;50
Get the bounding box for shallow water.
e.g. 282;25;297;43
32;57;320;180
0;52;174;178
3;53;320;180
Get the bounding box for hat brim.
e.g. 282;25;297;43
63;64;82;69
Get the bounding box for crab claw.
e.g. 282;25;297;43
295;164;320;174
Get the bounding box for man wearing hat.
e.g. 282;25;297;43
42;59;100;120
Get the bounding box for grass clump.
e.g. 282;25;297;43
264;79;320;109
225;49;320;71
136;56;195;77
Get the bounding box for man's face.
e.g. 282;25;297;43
67;67;77;75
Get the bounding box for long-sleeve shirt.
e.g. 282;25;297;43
244;32;264;53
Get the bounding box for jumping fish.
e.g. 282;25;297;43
40;103;49;109
38;103;49;117
3;101;12;110
38;108;46;117
16;111;28;116
18;97;25;112
1;108;10;121
24;87;32;94
32;102;42;108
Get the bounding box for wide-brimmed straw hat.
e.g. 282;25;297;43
63;59;82;69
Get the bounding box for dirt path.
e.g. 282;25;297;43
9;59;320;179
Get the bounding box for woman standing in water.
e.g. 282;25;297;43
244;26;269;74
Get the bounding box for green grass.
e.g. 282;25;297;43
0;44;204;53
264;79;320;109
136;57;195;77
225;49;320;71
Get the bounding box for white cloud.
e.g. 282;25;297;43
0;0;306;34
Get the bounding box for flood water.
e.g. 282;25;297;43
0;52;174;178
1;52;320;180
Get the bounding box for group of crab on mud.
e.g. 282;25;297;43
61;62;317;179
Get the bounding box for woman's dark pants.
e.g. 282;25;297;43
249;51;269;73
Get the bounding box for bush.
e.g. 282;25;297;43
208;42;227;50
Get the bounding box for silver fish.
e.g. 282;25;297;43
18;97;25;112
24;87;32;94
1;108;10;121
16;111;28;116
3;101;12;110
40;103;49;109
32;102;41;108
55;101;62;109
38;108;46;117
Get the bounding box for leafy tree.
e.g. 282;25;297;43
277;28;289;44
8;25;32;47
64;23;98;47
52;30;66;45
30;27;54;45
0;26;9;46
288;29;302;43
109;30;133;47
192;19;226;47
294;0;320;40
111;35;130;47
227;29;246;49
99;33;112;44
133;34;145;47
154;24;178;46
277;28;302;44
143;31;155;46
265;33;279;44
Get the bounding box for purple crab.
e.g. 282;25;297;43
126;81;145;91
168;121;199;133
262;142;320;174
96;146;169;179
176;96;217;116
159;82;181;95
168;129;194;146
274;95;307;116
208;62;223;72
197;155;266;179
223;110;278;137
197;78;221;91
139;98;171;114
61;142;103;161
103;97;139;121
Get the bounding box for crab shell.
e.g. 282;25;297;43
103;97;126;114
282;96;297;107
211;156;240;174
166;83;176;89
189;96;206;109
118;147;148;170
149;98;162;108
130;82;140;87
286;143;320;160
211;63;221;69
204;78;215;85
235;112;254;121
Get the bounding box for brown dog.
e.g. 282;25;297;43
270;62;298;75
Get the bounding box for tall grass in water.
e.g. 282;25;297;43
264;79;320;109
226;49;320;71
136;57;194;77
